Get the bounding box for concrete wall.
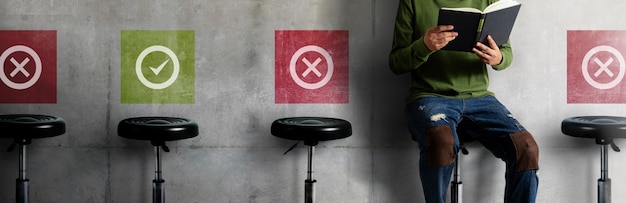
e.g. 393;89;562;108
0;0;625;202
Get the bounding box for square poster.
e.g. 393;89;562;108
121;30;195;104
0;30;56;103
568;30;626;103
275;30;349;104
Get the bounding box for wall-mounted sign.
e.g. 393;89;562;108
568;30;626;103
275;30;349;104
121;30;194;104
0;30;56;103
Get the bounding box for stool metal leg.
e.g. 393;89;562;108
451;143;468;203
153;145;165;203
599;144;610;203
451;154;462;203
305;145;316;203
16;142;28;203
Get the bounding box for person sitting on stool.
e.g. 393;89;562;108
388;0;540;202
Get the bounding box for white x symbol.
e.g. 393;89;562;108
301;57;322;77
593;57;615;77
9;57;31;78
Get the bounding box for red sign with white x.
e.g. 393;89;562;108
275;30;349;104
567;30;626;103
0;30;57;103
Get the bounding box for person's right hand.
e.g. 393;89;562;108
424;25;458;51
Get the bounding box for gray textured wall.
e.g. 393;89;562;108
1;0;626;202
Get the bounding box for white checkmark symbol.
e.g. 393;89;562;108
149;59;170;75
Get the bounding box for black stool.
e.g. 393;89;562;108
271;117;352;203
562;116;626;203
0;114;65;203
118;117;198;203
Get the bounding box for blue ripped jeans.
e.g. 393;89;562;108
406;96;538;203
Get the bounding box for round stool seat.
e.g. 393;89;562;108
271;117;352;145
118;117;198;142
0;114;65;139
562;116;626;141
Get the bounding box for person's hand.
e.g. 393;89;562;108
424;25;458;51
473;35;502;65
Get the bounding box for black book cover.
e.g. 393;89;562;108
478;4;521;46
437;10;483;52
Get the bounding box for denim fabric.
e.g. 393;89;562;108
406;96;538;203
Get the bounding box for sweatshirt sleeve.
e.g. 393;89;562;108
491;40;513;71
388;0;434;75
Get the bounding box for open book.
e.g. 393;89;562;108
437;0;521;52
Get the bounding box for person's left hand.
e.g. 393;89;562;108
472;35;502;66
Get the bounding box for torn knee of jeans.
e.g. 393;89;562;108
509;131;540;171
426;125;455;167
430;113;448;122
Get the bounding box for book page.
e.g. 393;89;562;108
441;7;481;13
484;0;521;13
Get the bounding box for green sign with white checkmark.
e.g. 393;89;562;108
121;30;194;104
